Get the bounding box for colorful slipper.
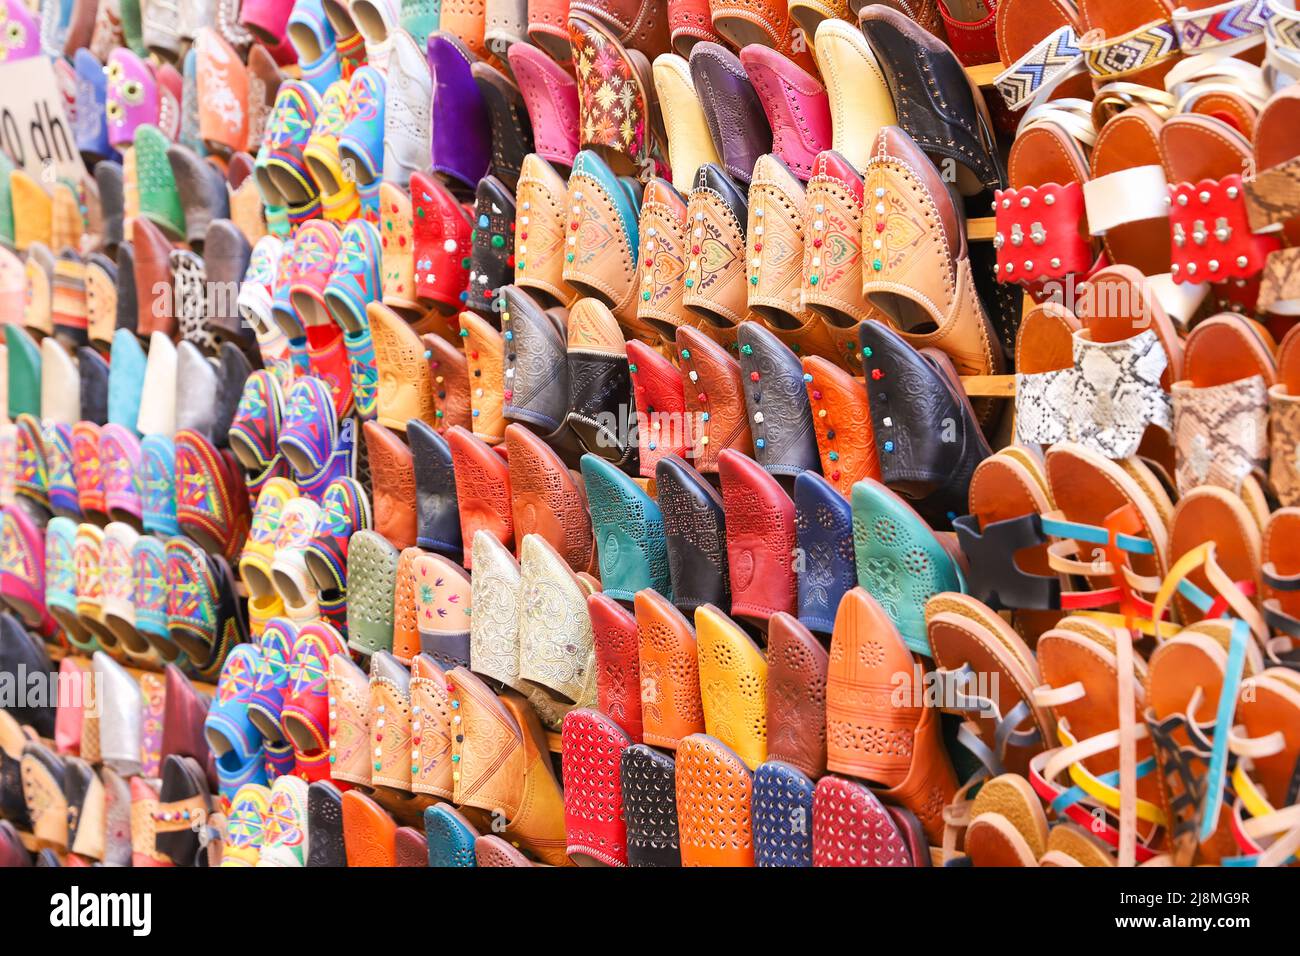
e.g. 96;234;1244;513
562;708;631;866
564;298;636;466
620;743;681;866
752;759;815;867
411;556;472;669
346;529;399;656
792;471;856;634
582;453;671;602
588;593;644;742
812;773;915;866
424;802;479;867
634;588;705;748
410;170;474;313
675;733;754;866
505;423;594;573
447;425;514;561
409;421;464;560
718;448;796;624
695;603;768;769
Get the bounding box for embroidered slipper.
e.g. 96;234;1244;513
73;48;115;165
327;650;373;787
369;301;438;431
13;414;49;518
104;48;159;150
408;652;457;797
410;171;474;314
261;81;323;212
245;616;298;744
131;535;175;661
301;80;359;221
675;733;754;866
367;649;414;793
518;533;598;708
288;0;340;95
563;152;642;331
427;31;492;192
175;428;250;561
619;742;682;866
507;42;580;170
268;495;324;617
272;619;344;780
167;540;246;682
467;528;527;689
409;556;472;668
424;802;479;867
464;174;517;315
447;425;515;560
337;65;386;191
303;475;372;596
100;519;141;653
455;311;506;444
505;423;592;571
45;518;83;650
1;504;49;634
323;221;382;415
256;775;310;866
635;177;709;344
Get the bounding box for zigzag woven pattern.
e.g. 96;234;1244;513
996;25;1084;110
1267;0;1300;54
1081;21;1179;79
1175;0;1272;51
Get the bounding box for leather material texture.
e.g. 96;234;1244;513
307;780;346;866
581;453;671;602
682;163;751;329
717;449;796;623
565;297;637;468
676;324;752;472
588;592;644;742
620;742;681;866
859;320;991;529
447;425;514;563
514;155;578;308
563;150;643;331
500;285;569;436
802;354;879;498
628;339;688;478
654;454;729;612
695;604;768;769
459;311;506;443
765;611;829;778
675;733;754;866
408;420;463;559
740;44;831;182
687;42;770;186
634;588;704;748
736;320;819;476
424;802;479;866
342;789;397;866
793;470;856;634
506;423;595;573
562;708;631;866
752;759;815;867
518;533;598;708
345;529;399;657
363;421;418;550
411;555;472;670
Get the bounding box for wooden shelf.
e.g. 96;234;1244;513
960;374;1015;397
966;61;1003;88
968;217;995;241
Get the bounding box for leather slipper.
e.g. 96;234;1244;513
500;285;569;437
153;754;213;866
327;651;373;788
766;611;829;777
368;650;413;793
382;29;431;187
682;163;752;331
801;150;873;351
342;790;397;865
508;42;580;170
653;52;721;193
687;42;769;187
369;301;438;431
304;779;345;866
717;449;796;624
424;802;479;867
628;339;688;477
363;420;418;550
473;61;534;191
582;453;671;601
562;707;632;866
588;592;644;742
793;471;856;633
812;772;914;866
345;529;399;656
505;423;594;573
635;177;697;341
21;742;68;852
620;742;681;866
447;425;515;561
468;529;527;691
695;603;768;768
519;533;598;707
634;588;705;748
564;298;636;466
802;355;879;498
427;31;492;192
740;44;831;182
826;586;958;841
752;759;815;867
257;775;310;866
409;652;456;797
408;420;464;560
654;453;730;611
410;171;474;313
423;333;474;431
676;324;753;472
675;733;755;865
736;321;819;477
562;151;643;330
569;12;660;177
3;504;49;631
458;310;507;443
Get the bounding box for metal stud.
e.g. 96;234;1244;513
1019;196;1030;208
1043;193;1055;206
1236;255;1248;268
1198;190;1211;204
1030;222;1046;245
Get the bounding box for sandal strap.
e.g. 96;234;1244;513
1173;0;1272;56
1080;19;1180;81
1164;52;1272;112
1265;0;1300;79
1018;99;1099;148
995;25;1087;112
